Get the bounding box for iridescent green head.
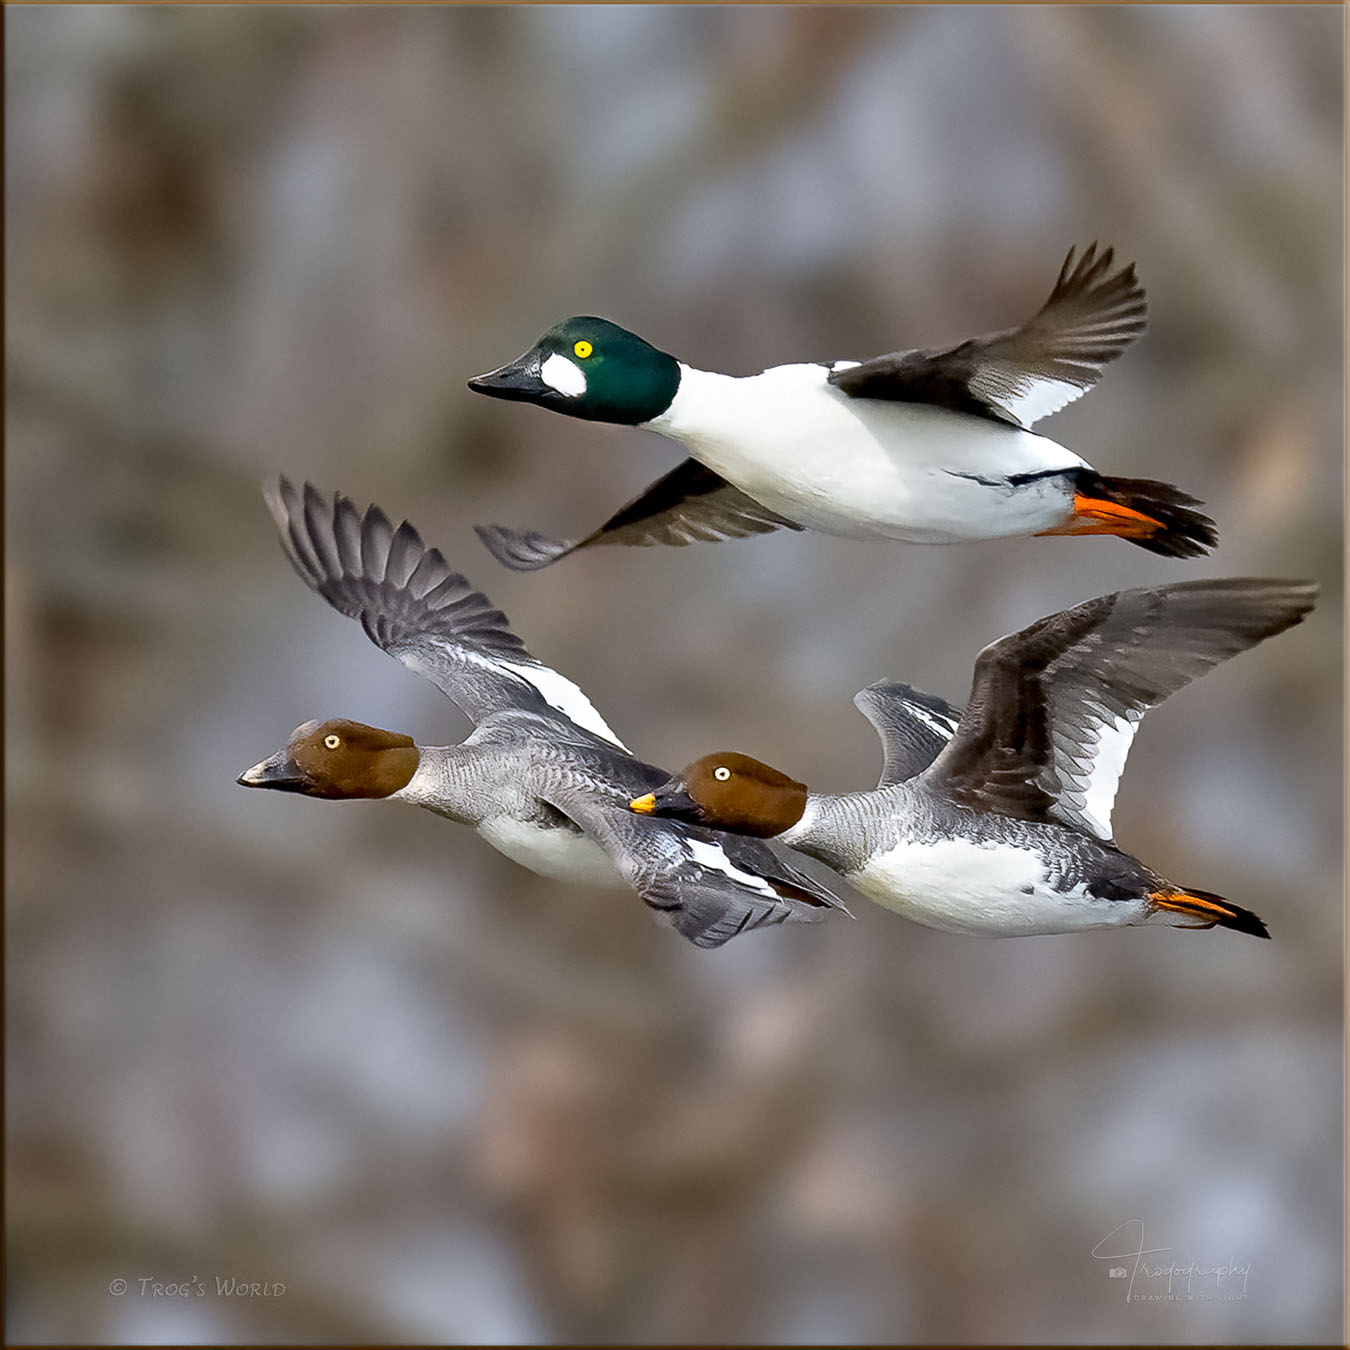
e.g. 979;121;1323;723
469;316;681;425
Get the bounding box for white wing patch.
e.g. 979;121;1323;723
969;368;1089;429
685;837;779;898
499;659;629;750
409;636;629;749
1058;709;1139;839
901;701;962;739
540;352;587;398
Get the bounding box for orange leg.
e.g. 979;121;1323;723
1150;889;1234;928
1036;492;1164;539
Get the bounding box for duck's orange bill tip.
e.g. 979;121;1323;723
629;793;657;814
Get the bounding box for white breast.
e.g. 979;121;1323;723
848;836;1143;936
477;816;625;888
650;365;1085;542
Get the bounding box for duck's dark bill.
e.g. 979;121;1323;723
630;782;701;824
237;754;308;793
467;356;547;402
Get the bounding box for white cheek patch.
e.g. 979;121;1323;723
540;352;587;398
685;838;779;898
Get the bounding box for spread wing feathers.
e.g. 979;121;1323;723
263;476;628;748
922;578;1317;839
548;788;849;950
828;243;1147;429
475;458;802;572
853;681;963;788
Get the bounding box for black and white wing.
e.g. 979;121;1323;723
264;477;628;748
475;458;801;571
545;785;849;950
828;243;1147;430
853;681;963;788
921;579;1317;839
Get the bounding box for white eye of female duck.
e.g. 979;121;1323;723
324;733;341;750
713;765;731;782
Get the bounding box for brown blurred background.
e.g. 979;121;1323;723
5;6;1344;1344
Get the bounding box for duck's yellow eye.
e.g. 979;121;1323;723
573;339;593;359
713;766;731;782
324;734;341;750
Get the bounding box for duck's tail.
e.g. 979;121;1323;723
1150;885;1269;938
1038;469;1218;558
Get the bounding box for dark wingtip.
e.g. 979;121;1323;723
474;523;576;572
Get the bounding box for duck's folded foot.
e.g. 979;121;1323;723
1149;885;1269;937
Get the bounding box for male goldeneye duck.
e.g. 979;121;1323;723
631;578;1317;939
467;244;1218;571
237;477;846;949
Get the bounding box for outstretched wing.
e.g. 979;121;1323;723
545;785;849;950
921;578;1317;839
828;243;1147;429
475;458;801;571
264;476;627;747
853;681;963;788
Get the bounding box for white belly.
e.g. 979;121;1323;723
477;816;625;888
848;836;1146;937
652;365;1084;542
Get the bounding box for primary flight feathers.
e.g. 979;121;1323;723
929;578;1319;840
264;476;625;745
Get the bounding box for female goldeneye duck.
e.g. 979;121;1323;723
236;477;846;949
468;244;1219;572
631;753;809;839
632;578;1318;940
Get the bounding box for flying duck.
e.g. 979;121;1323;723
237;477;846;948
467;244;1217;570
629;578;1316;938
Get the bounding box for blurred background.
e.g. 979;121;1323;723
5;5;1344;1344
